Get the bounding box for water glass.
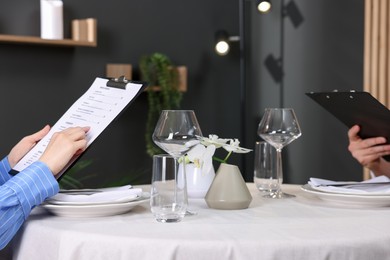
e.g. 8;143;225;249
150;154;188;223
254;141;278;194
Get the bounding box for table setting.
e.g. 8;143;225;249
9;108;390;260
300;175;390;207
151;109;254;218
13;182;390;260
40;108;390;219
41;185;150;218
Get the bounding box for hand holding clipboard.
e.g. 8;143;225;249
11;76;147;179
306;91;390;161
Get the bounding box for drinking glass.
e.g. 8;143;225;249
254;141;278;194
152;110;203;214
257;108;302;198
150;154;187;223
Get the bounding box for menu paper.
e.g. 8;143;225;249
13;77;145;178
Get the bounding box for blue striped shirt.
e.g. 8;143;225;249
0;157;58;250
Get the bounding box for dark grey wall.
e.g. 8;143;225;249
244;0;365;183
0;0;241;187
0;0;365;187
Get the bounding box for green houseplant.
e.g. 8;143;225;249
139;53;183;157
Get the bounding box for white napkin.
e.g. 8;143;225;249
308;176;390;194
48;185;143;205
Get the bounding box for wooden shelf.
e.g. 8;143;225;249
0;34;96;47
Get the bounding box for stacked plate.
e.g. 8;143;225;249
42;185;150;217
301;176;390;207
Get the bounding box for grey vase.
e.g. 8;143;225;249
205;163;252;210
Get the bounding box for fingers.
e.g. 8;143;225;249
347;125;360;141
34;125;51;139
349;141;390;167
8;125;52;168
61;127;89;151
39;126;90;175
348;135;387;151
26;125;51;143
347;124;390;168
59;126;89;141
74;139;89;156
363;136;388;147
348;124;387;150
357;145;390;159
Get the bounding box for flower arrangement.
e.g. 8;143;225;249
184;135;251;174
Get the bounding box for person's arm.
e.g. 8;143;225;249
348;125;390;177
0;157;12;186
0;162;58;250
0;126;50;186
0;125;52;186
0;126;89;250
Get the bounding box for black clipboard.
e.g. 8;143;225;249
306;91;390;160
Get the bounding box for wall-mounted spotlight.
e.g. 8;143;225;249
264;0;304;85
257;0;272;13
283;0;304;28
264;54;283;83
215;30;240;56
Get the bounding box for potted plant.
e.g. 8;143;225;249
139;52;184;157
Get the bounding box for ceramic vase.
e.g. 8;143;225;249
40;0;64;40
205;163;252;210
182;163;215;198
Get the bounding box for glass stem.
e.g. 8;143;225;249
173;157;179;203
180;155;188;199
174;156;187;200
276;148;283;195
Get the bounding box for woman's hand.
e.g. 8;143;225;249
8;125;51;168
39;126;90;176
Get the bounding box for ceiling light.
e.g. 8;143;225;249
214;30;239;56
257;0;271;13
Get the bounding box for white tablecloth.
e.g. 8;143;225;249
10;184;390;260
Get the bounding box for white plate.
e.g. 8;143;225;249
41;197;150;218
46;193;146;206
301;184;390;207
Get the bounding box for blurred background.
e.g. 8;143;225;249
0;0;364;187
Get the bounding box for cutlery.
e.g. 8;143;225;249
59;189;103;195
318;182;390;187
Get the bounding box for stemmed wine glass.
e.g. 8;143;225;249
257;108;302;199
152;110;203;214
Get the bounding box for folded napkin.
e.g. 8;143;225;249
308;176;390;195
48;185;143;204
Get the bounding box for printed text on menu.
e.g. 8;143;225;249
13;77;143;177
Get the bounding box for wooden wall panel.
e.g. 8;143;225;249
364;0;390;179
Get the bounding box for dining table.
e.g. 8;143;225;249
6;183;390;260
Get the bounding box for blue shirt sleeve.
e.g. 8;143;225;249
0;161;59;250
0;157;11;186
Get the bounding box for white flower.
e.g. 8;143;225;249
186;143;216;174
200;134;229;148
222;139;252;154
184;134;252;173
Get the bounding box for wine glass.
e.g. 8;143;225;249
152;110;203;215
257;108;302;199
